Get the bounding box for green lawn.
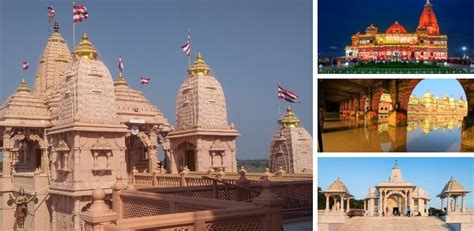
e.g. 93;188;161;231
354;62;445;69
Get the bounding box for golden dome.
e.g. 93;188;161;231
74;33;98;60
16;79;31;93
188;52;211;77
114;72;128;87
279;106;300;128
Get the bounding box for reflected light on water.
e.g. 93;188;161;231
322;114;465;152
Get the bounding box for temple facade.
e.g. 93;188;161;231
408;92;467;114
364;163;430;217
269;107;313;174
345;0;448;62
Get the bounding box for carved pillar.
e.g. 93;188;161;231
441;197;444;211
148;126;159;173
41;147;49;174
51;149;57;181
364;200;367;213
454;196;458;212
73;133;80;182
346;196;350;212
461;194;465;213
447;193;451;214
3;127;12;176
379;191;383;216
73;198;81;231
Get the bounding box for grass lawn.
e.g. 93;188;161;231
354;62;446;69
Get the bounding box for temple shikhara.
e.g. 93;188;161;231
0;17;312;231
345;0;448;62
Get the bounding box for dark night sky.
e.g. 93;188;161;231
318;0;474;57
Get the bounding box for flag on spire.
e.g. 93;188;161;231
278;84;300;103
181;30;191;56
22;61;29;71
73;4;88;23
48;5;55;22
118;57;124;73
140;77;150;85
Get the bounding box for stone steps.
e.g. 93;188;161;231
337;217;453;231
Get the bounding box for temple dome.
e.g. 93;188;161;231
269;107;312;174
33;22;73;98
366;24;378;34
114;73;170;127
0;79;51;127
175;53;231;130
385;21;408;34
57;33;120;125
325;178;353;196
437;177;471;197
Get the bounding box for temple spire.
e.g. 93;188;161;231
426;0;430;5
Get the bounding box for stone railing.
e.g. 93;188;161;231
81;176;285;231
131;171;312;188
106;207;267;231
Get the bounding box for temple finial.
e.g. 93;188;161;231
188;52;211;77
74;33;98;60
17;79;31;93
53;22;59;32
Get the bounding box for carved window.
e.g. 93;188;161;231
92;151;112;170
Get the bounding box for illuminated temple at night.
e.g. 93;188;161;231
345;0;448;62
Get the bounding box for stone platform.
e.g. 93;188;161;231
337;217;453;231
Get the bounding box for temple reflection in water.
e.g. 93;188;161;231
318;79;474;152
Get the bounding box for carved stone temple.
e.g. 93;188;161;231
269;106;313;173
0;22;313;231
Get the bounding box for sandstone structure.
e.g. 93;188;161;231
167;53;239;173
269;106;313;173
0;24;171;230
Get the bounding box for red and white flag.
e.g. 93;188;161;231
22;61;29;71
181;30;191;56
73;4;88;23
118;57;124;73
140;77;150;84
48;5;55;22
278;84;299;103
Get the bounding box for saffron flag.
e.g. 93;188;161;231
22;61;29;71
181;31;191;56
278;85;299;103
140;77;150;84
118;57;124;73
73;4;88;23
48;5;55;22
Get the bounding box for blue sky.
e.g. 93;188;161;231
319;158;474;209
318;0;474;57
0;0;312;160
411;79;466;100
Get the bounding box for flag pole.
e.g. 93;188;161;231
277;82;282;117
72;0;76;49
188;28;191;69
